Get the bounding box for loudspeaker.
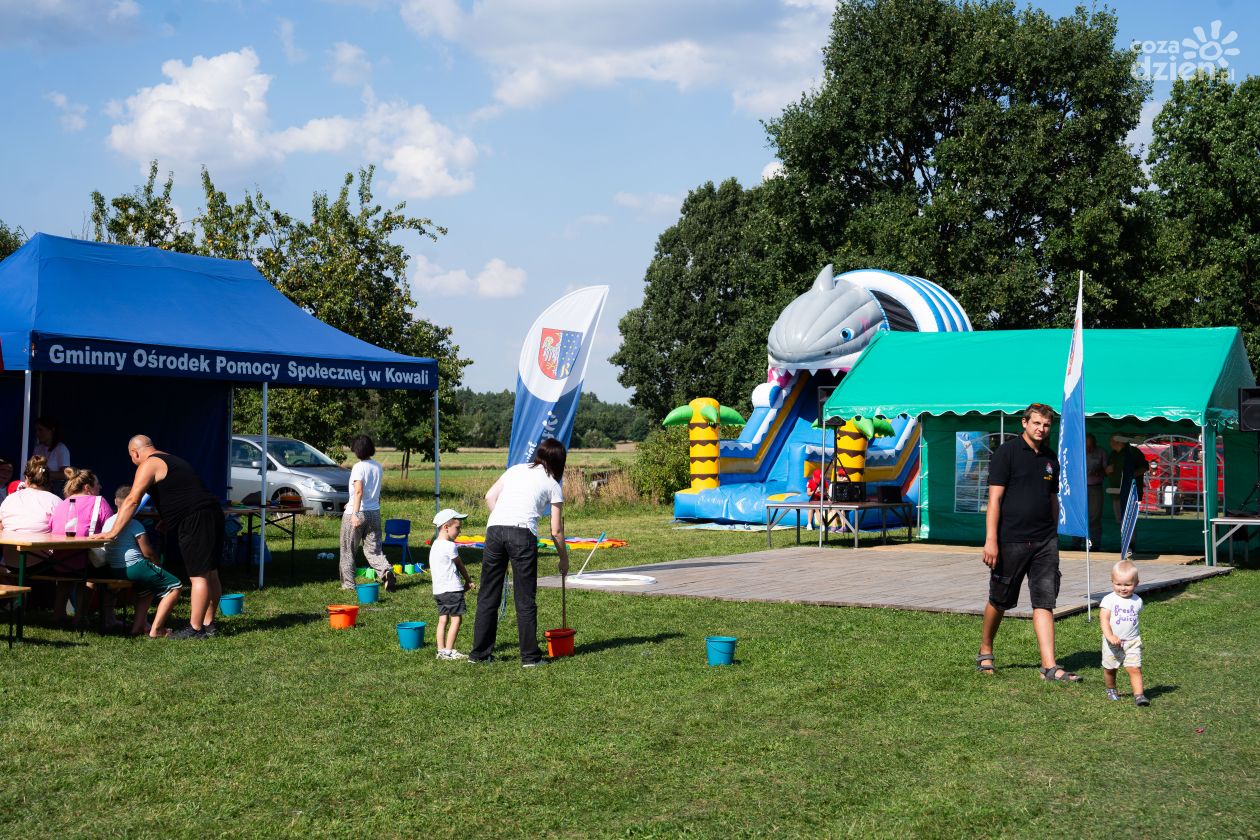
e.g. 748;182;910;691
877;485;902;503
829;481;866;502
1240;387;1260;432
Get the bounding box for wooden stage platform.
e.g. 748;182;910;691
539;544;1230;619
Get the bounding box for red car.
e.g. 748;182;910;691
1137;440;1223;514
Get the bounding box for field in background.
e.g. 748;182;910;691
372;446;636;471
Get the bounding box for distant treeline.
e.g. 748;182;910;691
456;388;650;449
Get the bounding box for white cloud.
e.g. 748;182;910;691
411;254;527;299
0;0;143;47
399;0;830;117
108;0;139;22
761;160;784;181
46;91;88;132
108;48;277;172
329;41;371;86
614;191;683;216
109;50;477;199
400;0;462;40
278;18;306;63
475;258;527;298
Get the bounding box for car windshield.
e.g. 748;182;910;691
265;439;338;468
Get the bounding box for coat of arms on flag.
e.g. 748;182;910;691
537;328;582;380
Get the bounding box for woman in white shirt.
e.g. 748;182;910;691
33;416;71;496
338;435;396;591
0;455;76;623
469;438;571;666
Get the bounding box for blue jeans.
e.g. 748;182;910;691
470;526;544;663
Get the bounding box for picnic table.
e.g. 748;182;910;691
765;500;916;549
0;530;110;643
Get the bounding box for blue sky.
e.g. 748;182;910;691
1;1;1256;403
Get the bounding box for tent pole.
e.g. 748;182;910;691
19;370;32;467
433;389;441;514
259;382;269;589
1085;541;1092;622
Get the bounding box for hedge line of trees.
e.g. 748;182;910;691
456;388;650;449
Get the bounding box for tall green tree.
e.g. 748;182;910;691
0;219;25;260
224;167;457;452
91;161;196;251
766;0;1149;328
615;0;1151;418
1141;72;1260;366
91;162;469;454
612;179;778;420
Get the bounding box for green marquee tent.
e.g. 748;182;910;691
823;328;1256;562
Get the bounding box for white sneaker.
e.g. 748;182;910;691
446;650;468;660
436;649;453;660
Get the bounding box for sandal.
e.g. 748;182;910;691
1039;665;1082;683
975;653;996;674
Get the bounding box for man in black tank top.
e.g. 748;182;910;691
105;435;224;640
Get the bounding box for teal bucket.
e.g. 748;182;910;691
705;636;737;666
396;621;426;650
219;594;244;616
356;582;380;604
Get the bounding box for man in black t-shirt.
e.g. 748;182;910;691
105;435;224;640
976;403;1081;683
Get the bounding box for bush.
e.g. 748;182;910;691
629;425;690;504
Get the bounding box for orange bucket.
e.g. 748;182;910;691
327;604;359;629
544;627;576;658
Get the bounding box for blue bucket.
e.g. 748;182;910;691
356;582;380;604
705;635;737;666
396;621;426;650
219;593;244;616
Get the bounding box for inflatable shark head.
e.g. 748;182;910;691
767;265;886;373
766;264;973;378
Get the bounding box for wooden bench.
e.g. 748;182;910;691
26;574;133;635
0;584;32;648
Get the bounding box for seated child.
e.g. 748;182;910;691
1100;559;1148;706
103;485;182;639
430;508;476;661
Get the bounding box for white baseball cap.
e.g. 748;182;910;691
433;508;469;527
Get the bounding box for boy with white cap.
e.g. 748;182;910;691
430;508;477;660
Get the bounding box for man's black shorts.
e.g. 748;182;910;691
989;534;1060;611
175;507;224;577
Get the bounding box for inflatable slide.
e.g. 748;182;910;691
673;266;971;526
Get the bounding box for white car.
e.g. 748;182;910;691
229;436;351;516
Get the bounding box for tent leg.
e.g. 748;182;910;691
433;389;441;514
259;383;268;590
19;371;31;467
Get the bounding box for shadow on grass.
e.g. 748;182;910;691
8;635;90;648
1144;684;1179;700
575;631;684;656
222;611;326;634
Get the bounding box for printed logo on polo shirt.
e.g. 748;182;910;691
1044;462;1054;480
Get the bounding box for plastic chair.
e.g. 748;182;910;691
382;519;415;569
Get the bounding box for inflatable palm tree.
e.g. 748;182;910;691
662;397;746;490
815;415;896;482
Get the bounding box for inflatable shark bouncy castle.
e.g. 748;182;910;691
672;265;972;525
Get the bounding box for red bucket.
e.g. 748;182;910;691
328;604;359;629
544;627;576;657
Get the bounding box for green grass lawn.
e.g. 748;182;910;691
2;476;1258;839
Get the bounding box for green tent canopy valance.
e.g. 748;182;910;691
823;328;1255;426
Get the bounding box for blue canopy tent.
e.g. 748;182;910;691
0;233;440;587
